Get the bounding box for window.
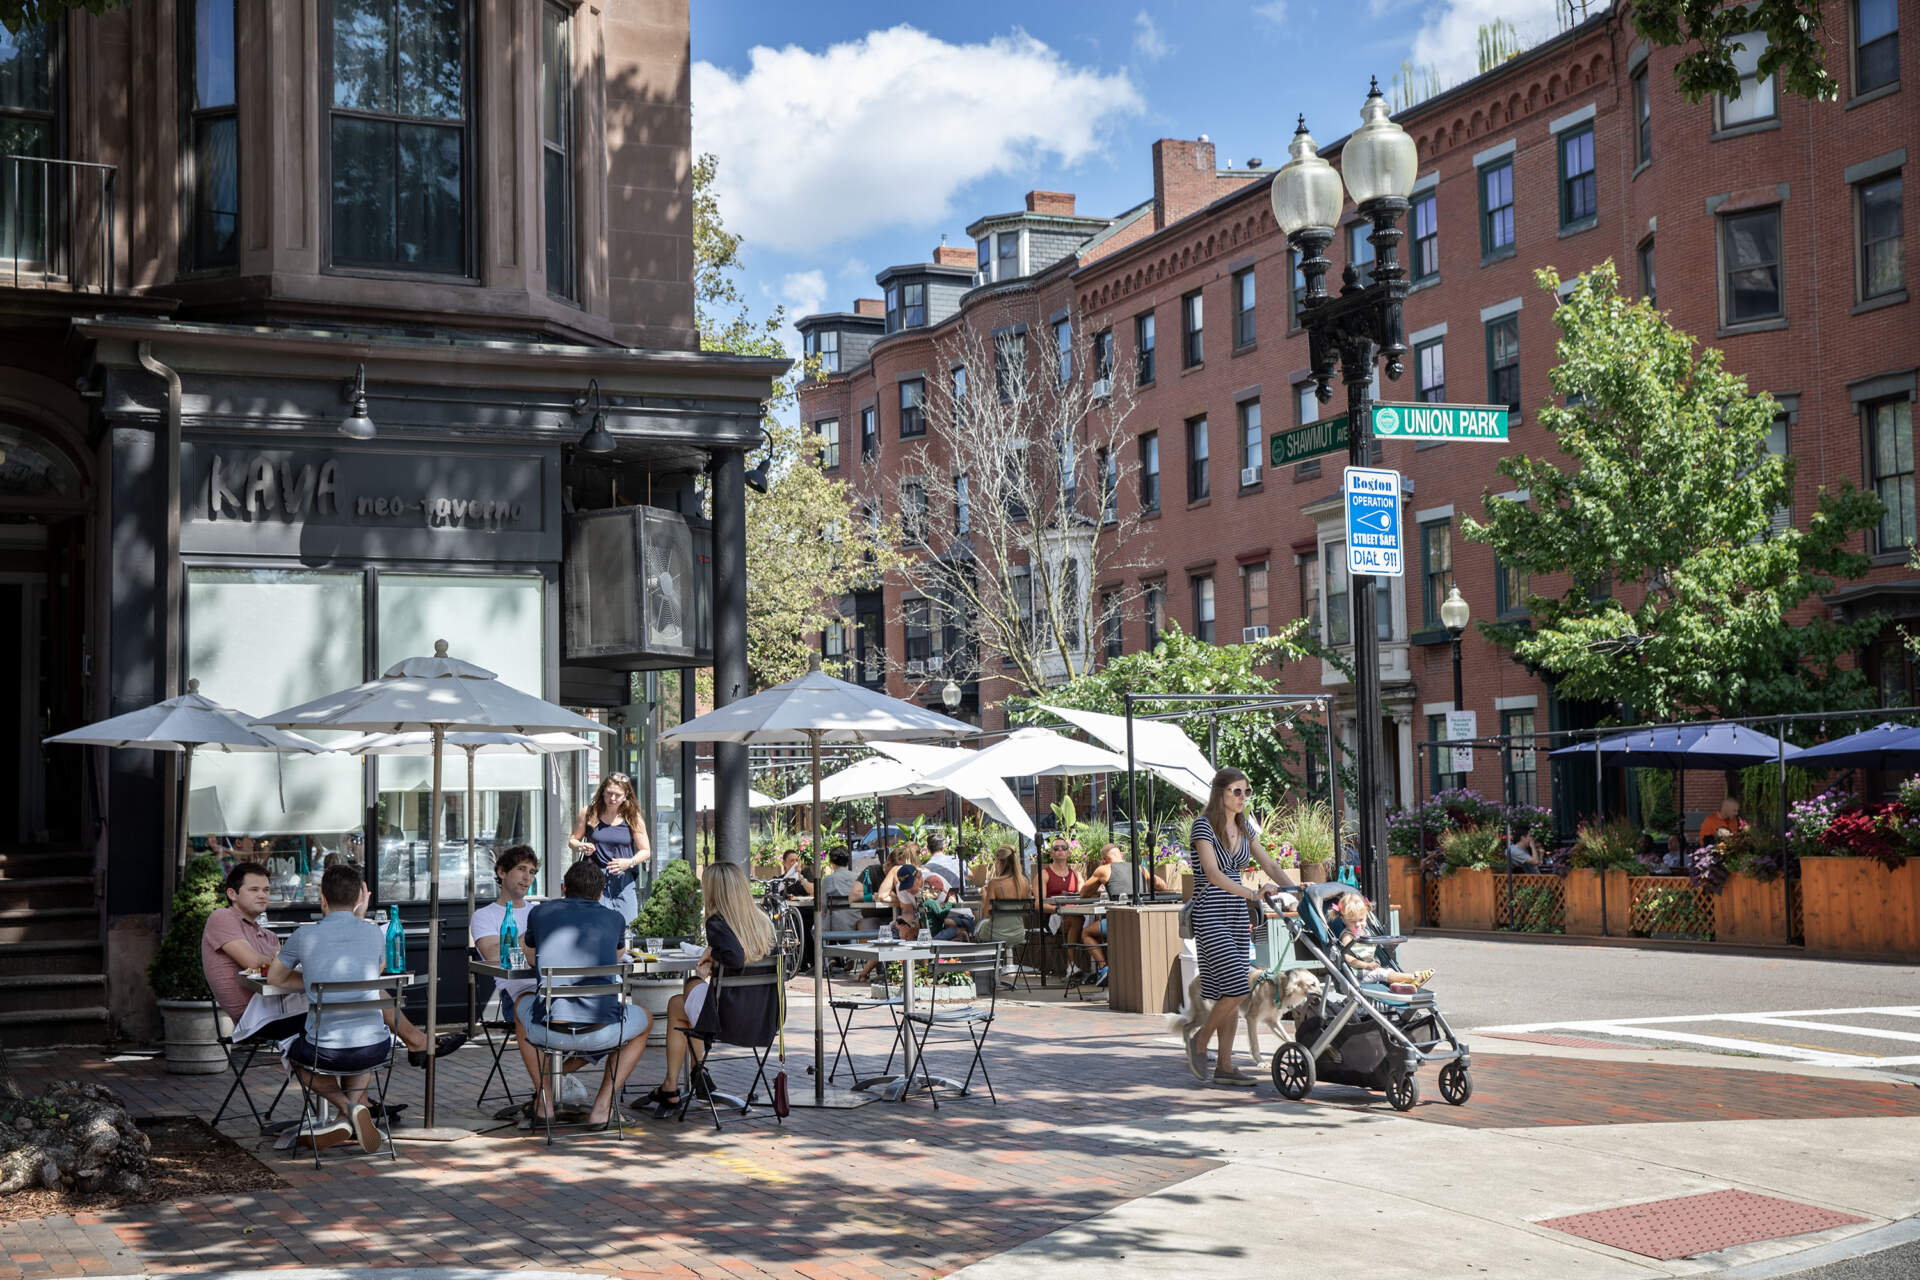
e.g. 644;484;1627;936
855;598;885;687
898;379;926;437
1326;545;1351;645
1411;191;1438;281
976;235;991;278
884;285;899;331
1182;290;1203;367
1135;311;1156;383
328;0;470;274
1415;340;1445;403
1719;32;1778;127
1632;65;1652;166
1010;572;1034;649
1094;329;1115;386
1347;223;1375;286
1144;583;1165;650
1233;268;1256;347
1055;429;1077;505
1502;710;1538;807
1186;416;1209;502
1765;412;1792;536
951;365;968;424
1102;590;1123;659
0;23;54;268
1496;558;1529;618
1480;160;1514;257
1429;713;1463;793
805;329;840;376
1721;207;1783;324
860;407;876;462
1299;552;1320;642
997;230;1020;281
1239;399;1262;480
540;2;574;299
1139;431;1160;512
1485;316;1520;411
1858;174;1904;301
1191;575;1215;643
1420;520;1453;630
1640;237;1657;307
1242;561;1269;636
954;473;970;534
187;0;239;269
1296;381;1318;426
994;332;1023;402
1000;446;1028;522
902;481;928;542
902;281;925;327
1054;318;1072;384
1558;126;1596;228
815;418;839;470
822;616;849;676
1098;447;1117;522
1855;0;1899;95
1867;397;1915;552
903;598;932;665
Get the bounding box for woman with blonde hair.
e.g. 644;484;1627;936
634;861;775;1115
1182;767;1298;1087
978;846;1031;985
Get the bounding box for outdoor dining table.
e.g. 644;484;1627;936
824;937;964;1102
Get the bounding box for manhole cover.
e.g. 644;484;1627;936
1538;1189;1865;1259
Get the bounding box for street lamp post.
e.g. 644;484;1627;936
1441;586;1470;709
1271;80;1417;912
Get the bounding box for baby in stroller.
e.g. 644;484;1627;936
1334;892;1433;991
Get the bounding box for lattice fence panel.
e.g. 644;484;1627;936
1496;873;1566;933
1628;876;1715;941
1422;874;1440;930
1788;875;1804;944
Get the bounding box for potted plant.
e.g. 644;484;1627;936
147;854;227;1075
1798;782;1920;957
630;858;703;1043
1268;799;1337;882
1692;826;1789;944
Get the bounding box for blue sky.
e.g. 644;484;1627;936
690;0;1567;359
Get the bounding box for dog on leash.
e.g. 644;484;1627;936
1167;967;1323;1066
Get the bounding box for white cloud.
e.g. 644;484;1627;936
1132;11;1172;61
1252;2;1288;26
778;269;828;323
693;26;1142;254
1408;0;1567;88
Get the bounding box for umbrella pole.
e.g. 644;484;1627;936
424;727;444;1129
465;745;478;1038
170;744;196;922
810;729;826;1107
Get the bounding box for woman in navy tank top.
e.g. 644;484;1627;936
569;772;650;925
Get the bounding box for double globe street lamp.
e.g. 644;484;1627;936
1270;79;1418;913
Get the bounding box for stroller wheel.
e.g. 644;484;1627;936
1270;1040;1315;1101
1439;1062;1472;1105
1386;1071;1420;1112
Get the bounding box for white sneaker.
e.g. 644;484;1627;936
557;1071;595;1109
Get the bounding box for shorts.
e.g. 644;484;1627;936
513;993;650;1055
683;981;709;1028
286;1035;391;1075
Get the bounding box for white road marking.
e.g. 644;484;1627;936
1479;1005;1920;1067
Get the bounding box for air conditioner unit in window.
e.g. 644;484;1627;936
1240;466;1261;487
927;655;945;672
1243;625;1270;642
905;659;927;676
1091;377;1112;400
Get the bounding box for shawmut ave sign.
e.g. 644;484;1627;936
1368;401;1510;441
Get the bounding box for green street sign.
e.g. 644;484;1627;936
1271;413;1349;467
1369;401;1509;441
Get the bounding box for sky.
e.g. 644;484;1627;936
691;0;1572;366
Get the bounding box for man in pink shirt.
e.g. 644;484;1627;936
201;861;309;1041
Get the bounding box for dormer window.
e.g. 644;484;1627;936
977;236;991;278
804;328;839;376
997;231;1020;281
886;280;926;332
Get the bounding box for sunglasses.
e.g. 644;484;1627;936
606;773;632;784
1227;786;1252;797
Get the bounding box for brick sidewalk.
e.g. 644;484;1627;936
4;985;1918;1280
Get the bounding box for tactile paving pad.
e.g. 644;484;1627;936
1538;1189;1866;1259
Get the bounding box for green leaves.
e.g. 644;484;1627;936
1631;0;1839;105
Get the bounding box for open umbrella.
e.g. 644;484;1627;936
1788;722;1920;771
694;771;777;812
1035;704;1215;803
866;742;1036;838
254;641;609;1129
44;678;328;902
928;725;1129;839
772;755;926;807
661;655;975;1108
1548;723;1790;771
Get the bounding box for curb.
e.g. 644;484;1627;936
1407;928;1920;966
1704;1214;1920;1277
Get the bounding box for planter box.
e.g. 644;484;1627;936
1716;872;1790;946
1298;861;1331;884
1388;856;1422;928
158;999;227;1075
1564;868;1603;936
1436;868;1496;931
628;975;682;1046
1801;857;1920;959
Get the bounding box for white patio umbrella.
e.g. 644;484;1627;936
927;725;1130;842
771;754;926;806
866;742;1037;839
254;641;610;1129
44;678;328;901
660;655;976;1108
1036;704;1216;803
693;771;777;812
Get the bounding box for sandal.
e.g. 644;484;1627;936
628;1086;677;1114
1412;970;1434;989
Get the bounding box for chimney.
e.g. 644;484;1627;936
1025;190;1076;216
933;244;975;268
1152;137;1219;230
853;298;884;317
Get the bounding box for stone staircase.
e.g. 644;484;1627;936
0;848;109;1044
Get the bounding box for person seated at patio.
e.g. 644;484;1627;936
1699;797;1746;847
819;847;860;934
1506;832;1543;869
1664;831;1691;872
514;859;652;1126
634;862;776;1116
875;851;925;940
921;832;967;895
203;861;309;1044
1035;838;1085;974
857;846;908;902
470;845;539;1027
920;874;975;941
978;847;1030;981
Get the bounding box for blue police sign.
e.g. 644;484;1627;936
1343;466;1403;578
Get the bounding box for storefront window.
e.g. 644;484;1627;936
186;568;367;907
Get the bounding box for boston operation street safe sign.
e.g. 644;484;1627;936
1343;466;1403;578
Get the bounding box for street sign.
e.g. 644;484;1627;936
1343;466;1403;578
1370;401;1510;442
1446;709;1477;775
1271;413;1349;467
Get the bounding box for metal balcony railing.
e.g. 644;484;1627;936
4;155;116;294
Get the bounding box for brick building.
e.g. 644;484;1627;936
795;4;1917;826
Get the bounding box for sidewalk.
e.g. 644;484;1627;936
3;982;1917;1280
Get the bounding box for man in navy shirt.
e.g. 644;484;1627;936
515;859;650;1125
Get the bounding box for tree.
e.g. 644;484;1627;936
883;307;1153;695
1630;0;1841;104
691;153;902;689
1461;262;1884;722
1;0;120;33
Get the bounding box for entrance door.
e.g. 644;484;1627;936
0;515;86;847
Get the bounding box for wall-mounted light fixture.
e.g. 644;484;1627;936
339;363;375;439
574;378;616;454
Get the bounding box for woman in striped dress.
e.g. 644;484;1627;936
1184;766;1299;1085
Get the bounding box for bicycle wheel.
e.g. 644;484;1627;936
776;905;806;974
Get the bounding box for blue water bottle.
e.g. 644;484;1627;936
500;902;520;969
384;905;406;974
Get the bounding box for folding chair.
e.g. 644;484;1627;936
287;978;402;1168
527;964;635;1145
901;943;1001;1111
673;959;783;1131
986;903;1041;992
473;975;523;1112
209;998;292;1133
822;946;903;1087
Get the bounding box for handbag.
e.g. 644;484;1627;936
772;953;790;1118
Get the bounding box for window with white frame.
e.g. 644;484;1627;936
1718;32;1777;127
815;418;839;470
1239;399;1262;480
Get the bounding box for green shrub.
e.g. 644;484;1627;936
1570;816;1645;870
1266;800;1339;868
1439;825;1506;872
147;855;224;1000
632;858;703;939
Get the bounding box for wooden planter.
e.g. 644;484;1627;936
1801;857;1920;958
1716;871;1791;946
1436;868;1496;931
1564;868;1603;935
1388;855;1423;928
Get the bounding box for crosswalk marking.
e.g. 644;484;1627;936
1479;1005;1920;1068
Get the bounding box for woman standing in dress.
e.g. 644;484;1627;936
1183;766;1297;1086
570;772;650;925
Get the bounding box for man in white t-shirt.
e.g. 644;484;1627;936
471;845;540;1025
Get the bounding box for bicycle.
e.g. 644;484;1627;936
753;877;808;976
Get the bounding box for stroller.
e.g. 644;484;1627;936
1267;881;1470;1111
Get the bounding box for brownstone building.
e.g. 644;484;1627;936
796;6;1917;829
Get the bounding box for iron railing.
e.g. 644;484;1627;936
5;155;116;294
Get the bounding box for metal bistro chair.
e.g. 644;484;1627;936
471;960;523;1114
822;944;903;1087
673;958;784;1131
528;963;634;1145
985;901;1040;992
288;977;403;1168
901;943;1002;1110
209;998;292;1134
